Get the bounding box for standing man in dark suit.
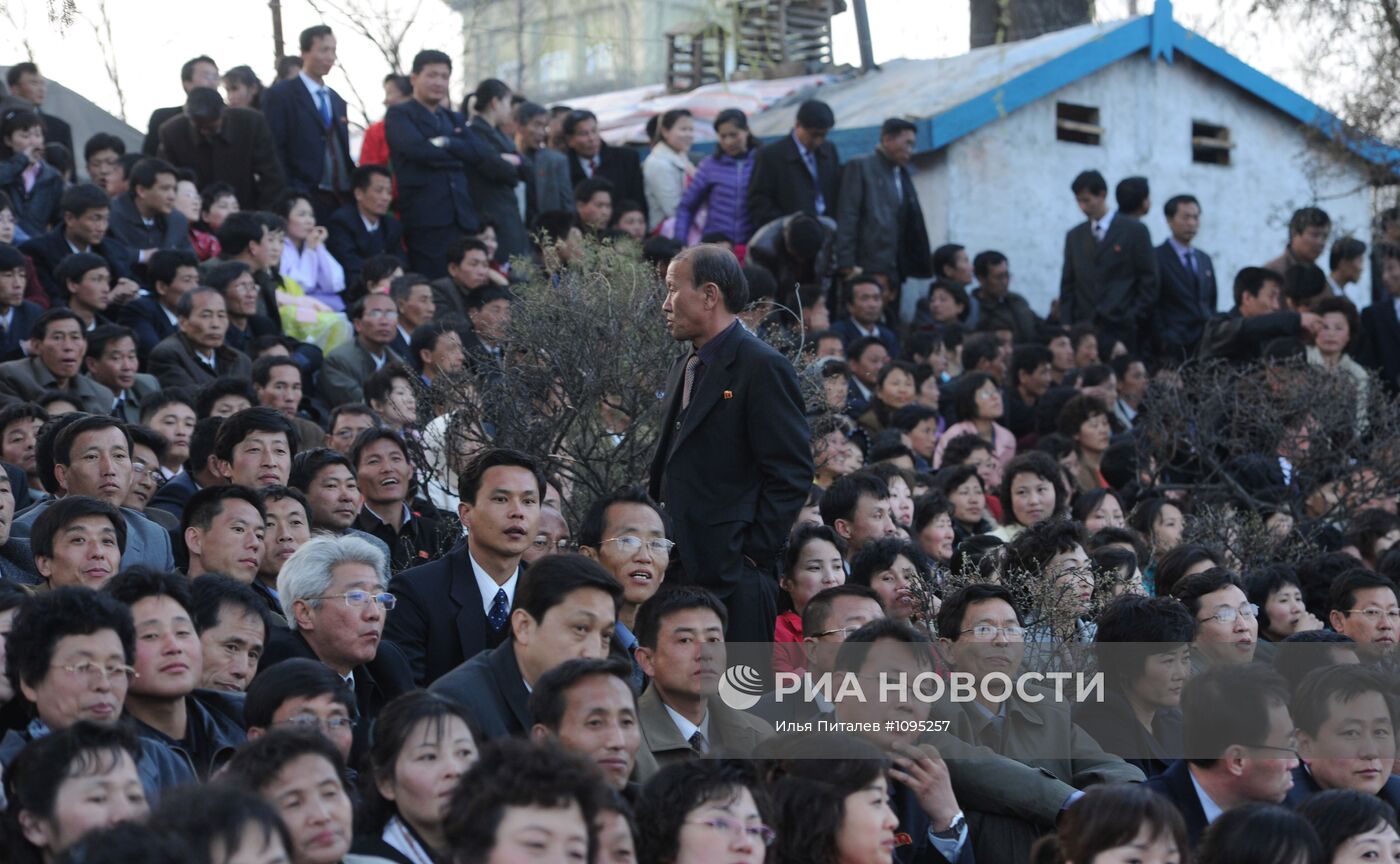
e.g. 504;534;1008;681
386;50;492;278
1360;243;1400;391
385;448;544;686
1152;194;1217;363
834;117;932;292
156;87;285;210
260;25;355;219
746;99;841;230
563;109;646;225
1058;170;1158;355
1143;664;1298;849
142;56;221;156
5;64;72;160
649;245;812;642
325;165;405;288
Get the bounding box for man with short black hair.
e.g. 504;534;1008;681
388;273;434;357
142;56;220;156
1200;266;1321;362
27;495;126;588
461;283;511;377
1004;343;1053;439
287;446;393;569
260;25;355;216
747;99;840;228
1115;175;1151;218
147;286;253;388
183;484;267;583
972;251;1043;344
430;553;622;739
386;447;545;685
834;117;931;289
104;567;247;779
830;276;898;356
0;308;114;413
6;62;73;157
251;354;324;451
1327;569;1400;661
408;322;464;387
1058;169;1157;355
19;183;136;305
1153;194;1217;363
1172;568;1259;670
190;574;270;692
1265;206;1331;280
84;131;125;192
1285;664;1400;808
243;657;356;760
115;248;198;362
325;163;405;286
633;586;772;778
430;236;492;330
156;86;285;209
83;324;159;423
147;413;220;522
324;403;379;455
0;244;43;359
528;657;650;791
54;252;114;330
573;176;614;232
820;471;896;560
108;158;194;265
351;426;445;573
563;108;646;225
210;406;296;489
320;292;403;406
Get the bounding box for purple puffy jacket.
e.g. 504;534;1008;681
671;149;755;245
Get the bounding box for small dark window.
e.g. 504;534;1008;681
1192;121;1232;165
1056;102;1102;146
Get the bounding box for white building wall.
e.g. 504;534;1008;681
908;51;1375;318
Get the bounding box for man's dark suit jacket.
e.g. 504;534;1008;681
745;133;841;229
260;78;354;195
429;639;531;740
116;296;178;363
1058;214;1158;350
648;321;812;642
147;332;253;389
384;99;484;233
1143;760;1210;847
830;317;899;357
260;626;415;761
1360;299;1400;392
0;301;44;359
383;542;510;686
157;107;286;209
567;143;647;223
20;228;134;305
142;106;182;156
1199;309;1302;363
1072;687;1181;778
40;112;73;162
325;205;405;287
107;194;194;261
1152;241;1217;361
148;468;199;522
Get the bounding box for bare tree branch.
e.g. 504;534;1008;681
79;0;127;123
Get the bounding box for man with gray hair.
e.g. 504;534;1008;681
649;243;813;642
258;534;415;760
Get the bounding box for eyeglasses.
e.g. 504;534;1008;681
309;590;397;610
531;535;572;553
131;461;156;478
1197;603;1259;625
279;713;355;733
602;536;675;557
959;625;1026;641
363;309;398;320
53;661;137;686
685;817;776;848
1343;607;1400;624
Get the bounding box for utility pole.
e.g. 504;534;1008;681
852;0;876;71
270;0;286;72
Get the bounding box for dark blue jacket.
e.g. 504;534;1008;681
0;154;62;237
385;100;494;232
1143;760;1209;848
20;227;135;305
830;317;899;358
115;295;178;363
128;689;246;780
324;204;406;286
261;77;355;193
0;300;44;360
1152;241;1217;359
429;638;532;740
149;468;200;522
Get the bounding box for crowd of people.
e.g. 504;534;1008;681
0;17;1399;864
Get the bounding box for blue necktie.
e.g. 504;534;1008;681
316;88;332;128
487;588;510;634
802;147;826;214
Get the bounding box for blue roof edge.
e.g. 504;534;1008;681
732;1;1399;176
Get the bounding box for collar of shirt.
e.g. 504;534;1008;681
1166;236;1193;262
194;348;216;364
341;670;355;692
1093;209;1118;236
398;325;412;346
161;304;179;327
360;212;380;233
852;320;879;338
65;237;90;255
0;307;14;329
299;71;329;103
663;701;709;744
369;349;388;370
614;619;638;653
361;501;413;530
469;548;520;617
696;318;739;368
791;130;813;162
1188;767;1224;825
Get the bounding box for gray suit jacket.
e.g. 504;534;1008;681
113;373;161;424
0;356;116;415
1058;214;1158;344
147;333;253;390
320;341;403;407
107;193;194;257
12;500;176;572
634;685;772;783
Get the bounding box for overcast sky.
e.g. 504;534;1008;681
0;0;1336;136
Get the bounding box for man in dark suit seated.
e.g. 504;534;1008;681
107;158;196;274
528;657;656;794
116;249;199;363
148;287;253;389
1286;664;1400;809
148;412;221;524
1359;244;1400;392
156;86;286;210
385;447;544;686
1143;663;1299;848
648;245;813;643
429;553;622;740
259;533;415;762
830;275;899;356
142;55;220;156
1058;169;1158;356
0;245;45;360
430;236;492;336
562;109;646;226
20;183;136;306
83;325;160;423
1152;194;1218;363
0;308;114;414
260;25;356;218
746;99;841;229
325;164;405;287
